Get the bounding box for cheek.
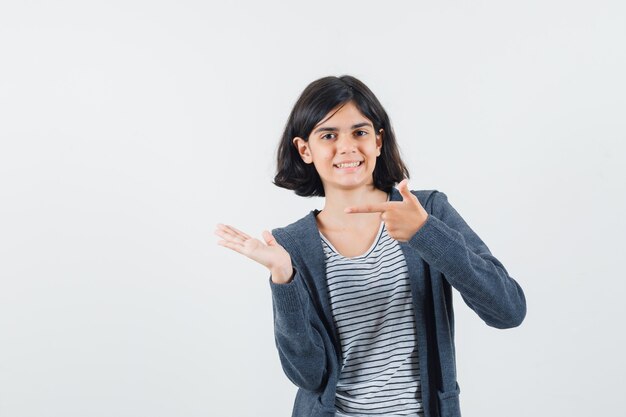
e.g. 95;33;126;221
315;148;334;161
311;151;332;169
365;144;380;158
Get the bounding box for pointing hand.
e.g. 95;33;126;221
344;179;428;242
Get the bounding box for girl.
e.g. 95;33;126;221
215;75;526;417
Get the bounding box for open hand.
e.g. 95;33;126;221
344;179;428;242
215;224;293;283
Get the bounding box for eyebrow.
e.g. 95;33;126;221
313;122;373;134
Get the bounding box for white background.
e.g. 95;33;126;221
1;1;625;416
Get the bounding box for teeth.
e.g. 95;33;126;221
336;161;361;168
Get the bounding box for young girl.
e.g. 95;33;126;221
215;75;526;417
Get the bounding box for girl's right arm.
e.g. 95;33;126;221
215;224;328;391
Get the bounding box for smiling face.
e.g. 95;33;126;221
293;101;383;194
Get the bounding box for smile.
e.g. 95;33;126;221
334;161;363;168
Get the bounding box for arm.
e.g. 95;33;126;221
269;270;328;391
408;191;527;329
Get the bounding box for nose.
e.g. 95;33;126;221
336;133;357;154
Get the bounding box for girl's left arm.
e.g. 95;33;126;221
408;190;527;329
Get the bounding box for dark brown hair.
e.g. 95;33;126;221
273;75;409;197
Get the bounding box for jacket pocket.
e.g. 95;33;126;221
437;383;461;417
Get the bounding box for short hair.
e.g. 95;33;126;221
273;75;409;197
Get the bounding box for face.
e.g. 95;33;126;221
293;101;383;194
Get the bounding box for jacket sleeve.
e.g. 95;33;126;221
269;269;327;391
408;190;527;329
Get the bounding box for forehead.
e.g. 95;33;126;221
314;101;372;129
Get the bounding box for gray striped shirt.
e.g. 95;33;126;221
321;222;424;417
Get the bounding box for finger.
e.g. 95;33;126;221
220;224;252;240
345;202;395;214
398;179;414;201
215;224;244;240
262;230;277;246
216;224;239;238
216;224;249;243
214;228;246;244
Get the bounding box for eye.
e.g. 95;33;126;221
354;130;368;137
321;133;336;140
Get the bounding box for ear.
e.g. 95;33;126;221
292;137;313;164
376;128;383;156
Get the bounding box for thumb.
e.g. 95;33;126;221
262;230;277;246
398;179;413;201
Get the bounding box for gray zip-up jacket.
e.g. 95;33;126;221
269;188;526;417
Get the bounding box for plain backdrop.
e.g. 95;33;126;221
1;1;625;416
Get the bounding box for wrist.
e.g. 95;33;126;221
270;264;294;284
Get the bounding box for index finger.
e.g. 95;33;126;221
345;202;394;214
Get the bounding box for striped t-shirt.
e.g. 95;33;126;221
320;222;424;417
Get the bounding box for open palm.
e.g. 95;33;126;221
215;224;292;278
